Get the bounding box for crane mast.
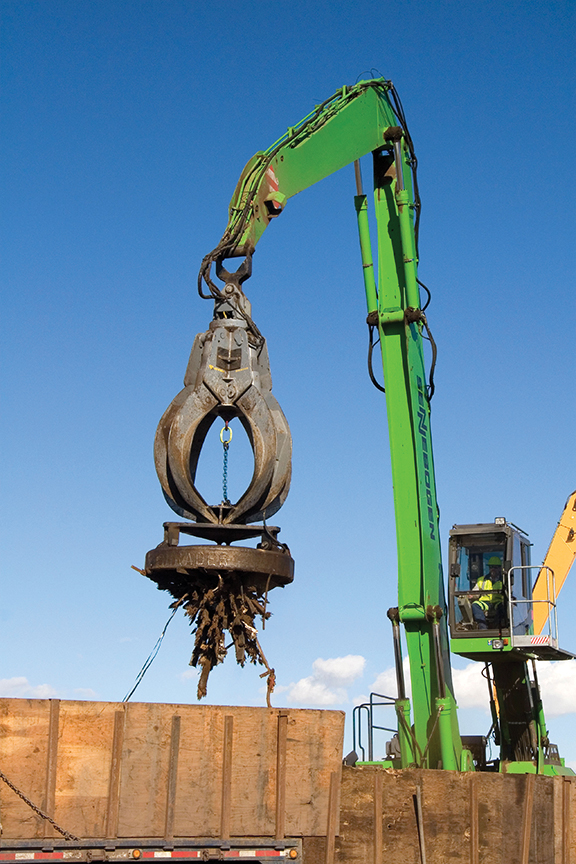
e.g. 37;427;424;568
195;79;464;770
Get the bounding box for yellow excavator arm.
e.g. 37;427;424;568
532;490;576;634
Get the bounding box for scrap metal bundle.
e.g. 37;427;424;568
179;577;273;699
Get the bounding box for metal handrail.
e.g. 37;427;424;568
352;704;369;760
506;565;557;642
352;692;397;761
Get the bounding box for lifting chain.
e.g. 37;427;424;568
0;769;79;841
220;421;232;505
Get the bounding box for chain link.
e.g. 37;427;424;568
221;421;231;504
0;769;79;841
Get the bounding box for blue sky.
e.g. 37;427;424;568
1;0;575;766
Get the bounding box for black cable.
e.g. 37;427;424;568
417;278;431;311
198;80;392;303
386;83;422;262
367;324;386;393
122;595;188;702
421;316;438;401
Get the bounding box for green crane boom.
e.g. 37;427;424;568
198;78;573;775
199;78;465;770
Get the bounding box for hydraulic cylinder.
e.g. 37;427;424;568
395;698;416;767
354;193;378;313
435;696;458;770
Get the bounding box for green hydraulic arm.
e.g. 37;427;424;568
199;79;469;771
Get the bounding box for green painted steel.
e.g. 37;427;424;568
371;143;462;767
395;698;416;767
354;194;378;314
211;79;464;769
222;81;401;258
200;77;574;778
450;637;519;660
502;761;574;776
436;697;458;770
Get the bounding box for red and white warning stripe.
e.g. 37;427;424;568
266;166;279;194
143;852;288;859
0;852;291;861
530;636;550;646
265;166;282;210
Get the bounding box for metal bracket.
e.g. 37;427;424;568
215;254;252;286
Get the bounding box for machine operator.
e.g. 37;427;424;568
470;557;506;630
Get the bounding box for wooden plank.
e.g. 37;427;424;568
174;705;344;839
220;716;233;840
530;775;554;864
469;773;478;864
52;700;121;839
0;699;51;839
173;706;226;838
336;767;559;864
562;777;571;864
324;772;339;864
336;766;420;864
477;772;510;864
117;702;173;838
106;710;126;839
283;709;345;837
164;715;181;841
0;699;120;841
520;773;535;864
373;771;383;864
419;769;471;863
174;705;282;838
43;700;60;839
275;713;288;840
53;700;116;839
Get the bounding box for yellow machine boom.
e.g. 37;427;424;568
533;490;576;634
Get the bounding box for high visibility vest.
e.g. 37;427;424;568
473;577;504;610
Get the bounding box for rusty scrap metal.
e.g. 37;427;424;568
145;268;293;700
154;281;291;526
145;534;294;593
145;522;293;700
183;578;272;700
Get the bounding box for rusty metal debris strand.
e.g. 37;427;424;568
180;577;274;700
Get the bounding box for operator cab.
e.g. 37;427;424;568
448;518;573;661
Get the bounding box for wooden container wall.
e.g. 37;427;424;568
0;699;345;841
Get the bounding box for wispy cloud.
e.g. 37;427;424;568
537;660;576;716
0;677;57;698
73;688;98;700
368;659;576;717
281;655;366;706
451;660;576;716
451;663;489;712
370;659;409;699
